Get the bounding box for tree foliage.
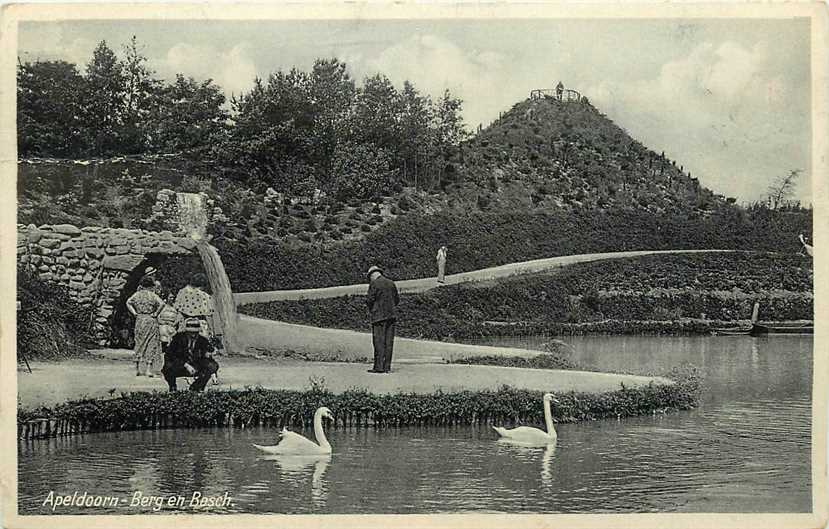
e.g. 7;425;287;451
18;39;227;159
17;38;467;200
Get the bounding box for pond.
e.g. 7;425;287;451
18;335;812;514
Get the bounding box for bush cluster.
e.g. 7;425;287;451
17;266;97;359
18;367;701;430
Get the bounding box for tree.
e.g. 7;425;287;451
353;74;402;153
149;74;228;152
309;58;356;172
82;41;127;155
328;141;398;200
121;36;159;153
17;60;87;156
767;169;800;210
432;89;467;159
397;81;434;185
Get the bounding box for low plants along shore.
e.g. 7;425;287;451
18;367;701;439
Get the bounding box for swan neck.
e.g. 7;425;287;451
543;399;555;436
314;410;330;450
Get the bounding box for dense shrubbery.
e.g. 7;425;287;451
598;289;811;321
18;367;701;430
219;208;811;291
549;252;813;294
239;252;813;339
17;266;96;359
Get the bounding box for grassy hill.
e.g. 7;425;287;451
446;97;723;214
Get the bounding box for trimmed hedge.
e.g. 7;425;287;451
216;207;812;292
238;253;813;340
18;366;701;434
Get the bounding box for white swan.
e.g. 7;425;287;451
253;406;334;455
494;393;558;444
799;234;813;257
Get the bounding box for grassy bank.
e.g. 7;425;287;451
238;253;813;340
18;366;700;438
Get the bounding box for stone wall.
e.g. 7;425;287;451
17;223;197;344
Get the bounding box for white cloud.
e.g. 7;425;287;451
587;40;810;203
19;24;97;70
350;34;514;128
158;42;257;96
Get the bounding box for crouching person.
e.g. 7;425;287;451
162;318;219;392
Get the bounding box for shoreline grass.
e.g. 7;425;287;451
18;366;701;439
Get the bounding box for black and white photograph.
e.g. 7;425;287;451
1;3;826;528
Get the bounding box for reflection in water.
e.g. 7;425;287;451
496;438;557;489
261;454;331;509
18;336;812;514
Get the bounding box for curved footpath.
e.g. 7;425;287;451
234;249;734;362
17;354;670;408
234;249;734;304
239;314;541;363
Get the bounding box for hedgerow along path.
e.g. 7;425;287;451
234;249;736;304
234;249;735;361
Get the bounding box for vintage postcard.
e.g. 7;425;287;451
1;2;827;529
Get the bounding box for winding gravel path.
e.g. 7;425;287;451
234;249;734;363
234;249;734;304
17;354;670;408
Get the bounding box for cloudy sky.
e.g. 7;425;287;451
18;17;812;204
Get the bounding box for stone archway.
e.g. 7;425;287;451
17;223;198;345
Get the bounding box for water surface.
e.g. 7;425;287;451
18;335;812;514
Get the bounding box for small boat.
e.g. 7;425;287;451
749;321;813;336
713;302;812;336
712;326;752;336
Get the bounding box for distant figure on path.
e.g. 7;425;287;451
126;276;164;377
173;273;214;338
157;293;181;354
798;234;813;257
365;265;400;373
556;81;564;100
162;318;219;392
436;246;448;284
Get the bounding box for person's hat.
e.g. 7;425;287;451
366;265;383;277
144;266;157;275
184;318;202;331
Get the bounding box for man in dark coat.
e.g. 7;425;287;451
365;265;400;373
162;318;219;391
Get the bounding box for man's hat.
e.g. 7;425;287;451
144;266;157;275
366;265;383;277
184;318;202;331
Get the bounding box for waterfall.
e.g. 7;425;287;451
197;241;239;354
176;192;209;240
174;192;239;353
